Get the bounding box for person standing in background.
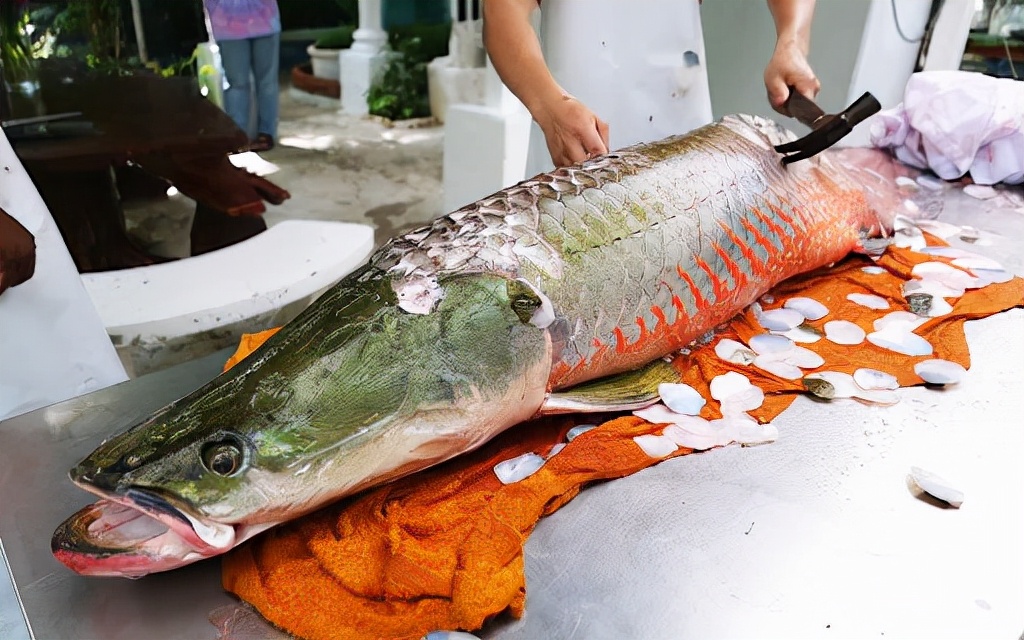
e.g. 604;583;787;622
203;0;281;152
483;0;820;174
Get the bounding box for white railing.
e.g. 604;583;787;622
448;0;485;68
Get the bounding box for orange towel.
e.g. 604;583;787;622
220;242;1024;640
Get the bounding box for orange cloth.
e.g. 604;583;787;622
220;243;1024;640
221;328;281;371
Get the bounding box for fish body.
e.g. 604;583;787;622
52;116;898;577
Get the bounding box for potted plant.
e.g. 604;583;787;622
306;25;354;80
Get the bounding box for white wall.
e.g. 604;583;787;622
702;0;934;145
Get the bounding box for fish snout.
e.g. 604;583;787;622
69;464;127;495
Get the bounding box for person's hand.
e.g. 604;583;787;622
0;207;36;297
764;39;821;115
535;93;610;168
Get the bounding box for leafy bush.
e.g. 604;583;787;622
367;37;430;121
366;22;451;121
387;22;450;60
313;25;355;49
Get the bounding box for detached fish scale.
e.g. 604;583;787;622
372;116;878;390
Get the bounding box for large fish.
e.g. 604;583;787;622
52;115;911;578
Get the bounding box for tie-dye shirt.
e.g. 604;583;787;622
204;0;281;41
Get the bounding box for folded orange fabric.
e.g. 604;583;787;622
220;243;1023;640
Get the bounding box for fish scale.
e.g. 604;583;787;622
375;116;878;389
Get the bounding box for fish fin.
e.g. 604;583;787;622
539;359;680;415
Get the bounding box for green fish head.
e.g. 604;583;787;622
56;271;555;575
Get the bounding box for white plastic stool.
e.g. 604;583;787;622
82;220;375;377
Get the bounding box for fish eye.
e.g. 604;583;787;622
201;438;245;477
507;281;542;324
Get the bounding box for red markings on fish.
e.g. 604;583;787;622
711;241;749;292
676;265;707;310
749;205;789;247
649;305;667;329
739;216;778;262
693;255;731;305
613;327;627;353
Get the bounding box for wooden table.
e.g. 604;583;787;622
3;69;289;273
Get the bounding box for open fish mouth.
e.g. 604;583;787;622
51;488;237;578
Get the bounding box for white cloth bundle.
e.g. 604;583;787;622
869;71;1024;185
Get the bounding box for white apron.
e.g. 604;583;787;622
525;0;714;177
0;128;127;421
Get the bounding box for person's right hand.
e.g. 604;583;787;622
0;207;36;297
535;93;610;168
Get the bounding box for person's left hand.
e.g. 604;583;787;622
0;207;36;297
764;39;821;115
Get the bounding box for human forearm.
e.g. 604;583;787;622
481;0;609;166
766;0;815;51
481;0;562;117
764;0;820;112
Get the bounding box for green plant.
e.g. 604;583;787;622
313;25;355;49
388;21;450;60
0;0;35;82
365;23;451;121
52;0;125;69
366;37;431;121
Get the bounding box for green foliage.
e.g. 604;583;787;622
366;23;451;121
367;37;429;121
0;3;35;82
388;21;451;60
55;0;124;66
20;0;194;77
313;25;355;49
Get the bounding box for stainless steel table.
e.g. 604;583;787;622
2;189;1023;640
0;349;236;640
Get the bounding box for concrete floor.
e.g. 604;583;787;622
125;88;445;259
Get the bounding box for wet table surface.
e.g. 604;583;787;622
1;187;1023;640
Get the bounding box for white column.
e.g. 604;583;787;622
920;0;975;72
340;0;389;114
441;55;532;213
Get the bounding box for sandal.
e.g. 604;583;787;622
247;133;275;152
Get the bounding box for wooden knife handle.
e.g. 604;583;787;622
783;86;825;128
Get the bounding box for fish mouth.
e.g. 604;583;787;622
51;485;238;578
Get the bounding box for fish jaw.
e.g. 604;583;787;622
51;500;214;578
50;475;258;578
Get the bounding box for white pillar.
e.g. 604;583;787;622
340;0;389;114
441;55;532;212
920;0;975;72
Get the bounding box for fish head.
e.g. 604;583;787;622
53;270;556;577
